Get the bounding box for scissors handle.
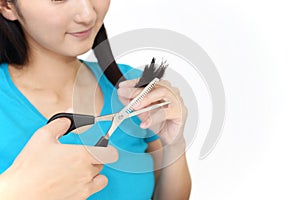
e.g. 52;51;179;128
48;113;109;147
47;113;95;135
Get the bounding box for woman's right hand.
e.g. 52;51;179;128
0;118;118;200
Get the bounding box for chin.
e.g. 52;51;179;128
79;47;92;55
71;42;94;57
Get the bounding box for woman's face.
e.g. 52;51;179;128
12;0;110;57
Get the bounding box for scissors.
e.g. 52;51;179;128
47;78;170;147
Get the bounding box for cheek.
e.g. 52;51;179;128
23;17;67;45
95;0;111;19
19;7;67;35
22;6;71;38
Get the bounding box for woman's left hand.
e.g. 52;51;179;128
118;79;187;147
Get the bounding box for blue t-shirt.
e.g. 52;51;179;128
0;61;158;199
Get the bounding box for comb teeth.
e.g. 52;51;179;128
127;78;159;113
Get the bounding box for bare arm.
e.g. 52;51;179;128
147;139;191;200
118;78;192;199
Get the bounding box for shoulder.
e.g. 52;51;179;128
0;63;8;67
0;63;9;87
0;63;8;73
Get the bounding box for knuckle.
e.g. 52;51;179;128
182;105;188;117
158;87;169;96
87;171;96;181
75;146;90;161
93;165;104;174
37;127;50;136
159;79;171;86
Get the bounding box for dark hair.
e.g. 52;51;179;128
0;15;28;66
93;25;125;87
0;3;124;86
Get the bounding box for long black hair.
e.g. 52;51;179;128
0;4;124;87
0;15;28;65
92;25;124;87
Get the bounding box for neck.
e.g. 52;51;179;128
9;53;82;91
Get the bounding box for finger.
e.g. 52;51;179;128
89;164;103;176
92;164;104;171
118;96;129;106
138;99;185;127
119;78;170;88
117;87;143;107
118;78;139;88
65;107;74;113
40;118;71;141
140;109;167;134
117;87;142;99
84;145;119;165
157;81;181;97
137;111;150;122
157;79;172;87
140;109;164;128
89;174;108;195
72;124;93;134
133;87;175;109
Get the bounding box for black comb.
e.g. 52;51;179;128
135;57;168;88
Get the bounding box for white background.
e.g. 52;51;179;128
102;0;300;199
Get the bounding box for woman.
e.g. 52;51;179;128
0;0;191;199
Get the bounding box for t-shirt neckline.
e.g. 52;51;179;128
3;61;108;122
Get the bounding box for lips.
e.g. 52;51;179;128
68;28;93;38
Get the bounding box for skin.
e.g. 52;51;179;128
0;0;191;199
118;79;192;199
0;118;118;200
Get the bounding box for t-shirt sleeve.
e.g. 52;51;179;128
144;130;159;143
117;63;142;80
118;63;160;143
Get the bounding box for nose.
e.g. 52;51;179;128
73;0;96;25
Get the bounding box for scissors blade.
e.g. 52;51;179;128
97;78;160;140
126;101;171;118
94;113;115;122
120;78;160;114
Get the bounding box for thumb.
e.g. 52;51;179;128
85;145;119;165
40;118;71;141
89;174;108;195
